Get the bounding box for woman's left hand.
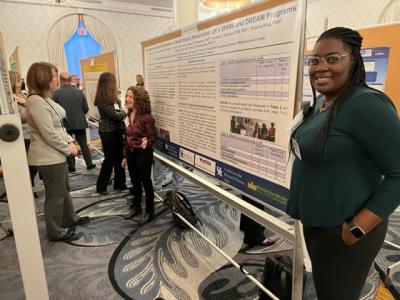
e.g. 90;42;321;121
140;137;148;149
14;95;26;104
341;222;359;246
69;142;79;156
121;158;127;168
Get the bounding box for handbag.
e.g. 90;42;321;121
259;255;305;300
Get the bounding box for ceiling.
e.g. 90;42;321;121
5;0;175;17
107;0;173;9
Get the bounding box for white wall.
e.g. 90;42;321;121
0;1;173;90
197;0;397;38
306;0;395;37
0;0;398;89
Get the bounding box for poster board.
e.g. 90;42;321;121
0;31;14;114
358;23;400;110
9;46;20;73
80;51;116;120
143;0;304;210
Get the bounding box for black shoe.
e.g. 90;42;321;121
87;164;96;170
50;229;79;242
114;185;128;191
245;238;276;247
96;188;108;195
68;168;76;173
75;216;90;226
147;212;155;222
129;207;143;218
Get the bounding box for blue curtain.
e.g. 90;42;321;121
64;20;101;79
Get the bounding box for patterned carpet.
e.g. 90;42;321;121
375;210;400;299
0;156;398;299
107;180;380;300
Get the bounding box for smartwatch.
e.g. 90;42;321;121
347;221;366;239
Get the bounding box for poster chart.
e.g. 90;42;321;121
143;0;304;210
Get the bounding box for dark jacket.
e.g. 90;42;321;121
53;84;89;130
95;97;126;132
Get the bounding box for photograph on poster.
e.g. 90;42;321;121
157;127;171;141
230;116;276;142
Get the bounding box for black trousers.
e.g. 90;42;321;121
303;220;388;300
96;130;126;191
67;129;93;169
127;147;154;214
239;195;265;246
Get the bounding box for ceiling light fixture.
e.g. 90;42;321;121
49;0;74;5
201;0;252;10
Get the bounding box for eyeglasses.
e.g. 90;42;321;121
308;53;350;66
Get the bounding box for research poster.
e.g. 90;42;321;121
361;46;389;92
0;31;14;114
143;0;303;210
81;63;108;120
9;47;20;73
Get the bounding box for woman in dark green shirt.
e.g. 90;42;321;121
287;27;400;300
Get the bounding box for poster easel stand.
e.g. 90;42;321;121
0;30;49;299
154;152;305;299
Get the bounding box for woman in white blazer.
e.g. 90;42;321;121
26;62;89;241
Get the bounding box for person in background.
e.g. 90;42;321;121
239;195;275;247
26;62;89;241
287;27;400;300
8;70;38;191
20;77;28;97
136;74;144;87
122;86;156;221
95;72;127;195
267;122;275;142
135;75;186;193
53;71;95;172
71;74;82;90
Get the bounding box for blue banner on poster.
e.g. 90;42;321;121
155;139;289;211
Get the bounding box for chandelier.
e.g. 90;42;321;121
49;0;74;5
200;0;252;10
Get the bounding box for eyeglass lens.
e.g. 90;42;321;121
308;54;343;66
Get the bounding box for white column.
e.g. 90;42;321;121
173;0;198;30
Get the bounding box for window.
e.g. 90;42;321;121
64;20;101;79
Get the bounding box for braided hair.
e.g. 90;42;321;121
315;27;367;149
